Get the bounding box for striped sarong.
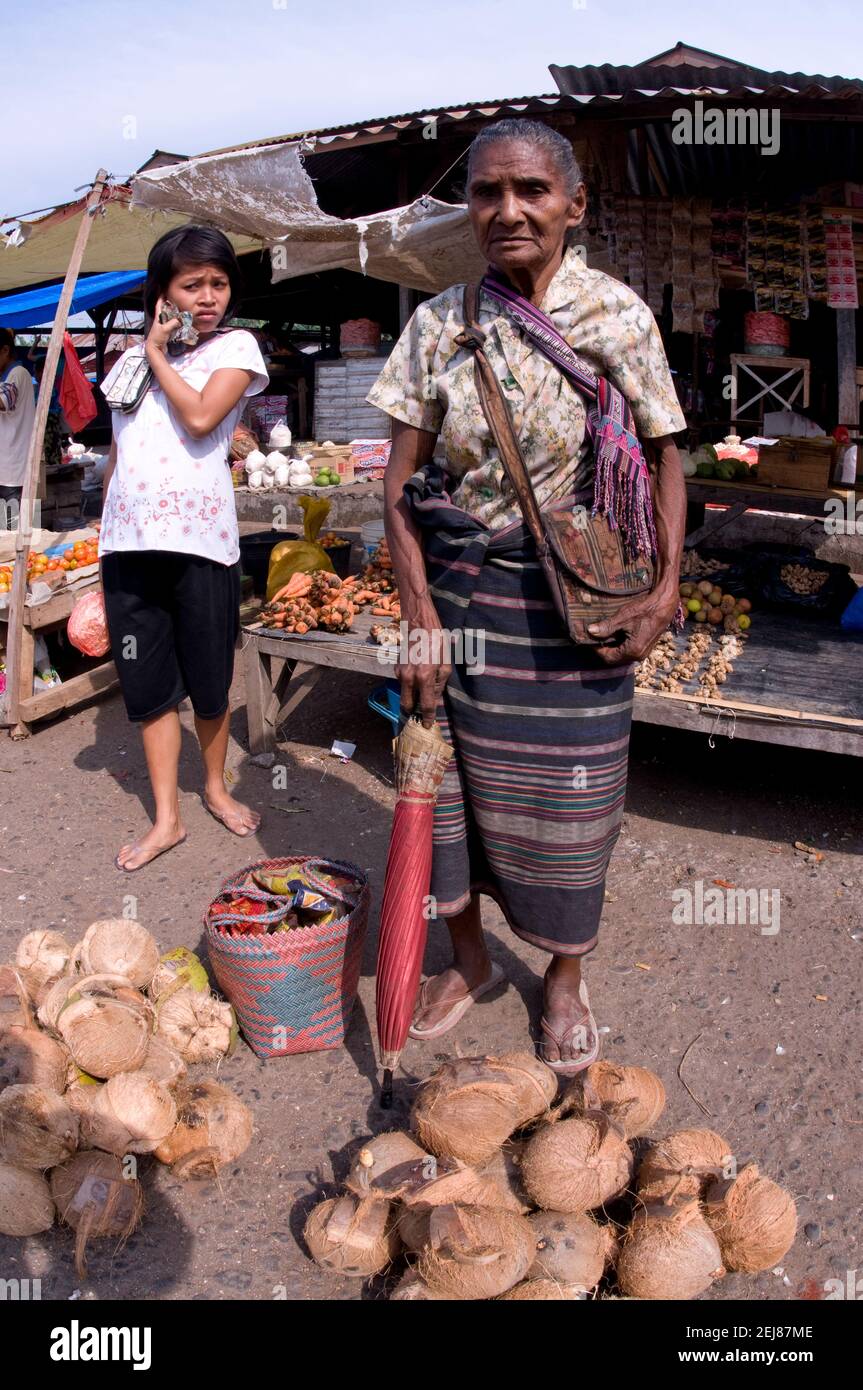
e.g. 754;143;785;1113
405;463;634;956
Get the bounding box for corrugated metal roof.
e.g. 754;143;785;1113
550;61;863;99
196;94;578;158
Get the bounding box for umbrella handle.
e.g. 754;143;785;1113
380;1068;394;1109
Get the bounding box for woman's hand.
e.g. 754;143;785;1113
587;586;679;666
396;596;452;727
146;298;180;356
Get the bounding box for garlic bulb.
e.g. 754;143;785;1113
247;470;265;490
244;449;267;473
273;461;291;487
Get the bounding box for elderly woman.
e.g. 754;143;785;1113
368;119;686;1074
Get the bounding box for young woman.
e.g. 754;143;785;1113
99;224;269;871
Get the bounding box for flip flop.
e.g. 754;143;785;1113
201;796;260;838
539;978;600;1076
114;833;187;874
408;962;506;1040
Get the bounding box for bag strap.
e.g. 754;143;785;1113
455;283;549;556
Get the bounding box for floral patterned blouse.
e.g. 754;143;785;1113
367;246;686;529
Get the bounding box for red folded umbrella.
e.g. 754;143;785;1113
375;719;453;1107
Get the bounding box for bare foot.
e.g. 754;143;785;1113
203;790;261;837
541;967;596;1067
411;956;493;1032
116;820;186;873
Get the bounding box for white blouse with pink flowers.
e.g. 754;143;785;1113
98;328;268;566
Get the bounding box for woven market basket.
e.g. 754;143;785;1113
205;856;370;1058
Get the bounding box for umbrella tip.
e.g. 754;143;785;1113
380;1068;394;1109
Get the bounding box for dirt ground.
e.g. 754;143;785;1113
0;664;860;1303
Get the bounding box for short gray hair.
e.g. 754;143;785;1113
466;119;584;197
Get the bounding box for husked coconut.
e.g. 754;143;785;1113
155;987;235;1063
344;1131;430;1200
412;1053;556;1166
83;1073;177;1155
563;1061;666;1139
527;1210;607;1289
0;1084;78;1168
0;1023;68;1094
704;1163;797;1272
15;931;71;994
0;1160;55;1235
57;994;150;1078
79;920;160;989
154;1081;252;1177
51;1151;143;1278
390;1271;448;1300
636;1128;733;1204
521;1113;633;1214
617;1199;725;1300
418;1204;534;1300
304;1194;401;1277
499;1279;586;1301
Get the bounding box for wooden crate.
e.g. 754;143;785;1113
757;437;837;491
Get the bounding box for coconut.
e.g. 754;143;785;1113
498;1279;585;1301
66;1073;102;1120
521;1113;633;1214
0;963;33;1028
37;972;79;1032
0;1023;68;1094
154;1081;253;1177
148;947;209;1002
304;1194;401;1277
397;1159;526;1253
636;1128;733;1204
563;1061;666;1139
137;1036;187;1087
56;994;150;1078
617;1199;725;1300
480;1139;531;1212
390;1271;448;1300
412;1053;557;1166
79;920;160;989
15;930;71;993
527;1210;607;1288
599;1220;620;1269
345;1130;430;1200
704;1162;797;1272
83;1073;177;1156
51;1150;143;1278
0;1160;55;1235
155;986;236;1063
0;1084;78;1168
39;973;142;1035
418;1204;535;1300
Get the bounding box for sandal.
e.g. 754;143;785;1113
201;795;259;838
408;962;506;1040
539;978;600;1076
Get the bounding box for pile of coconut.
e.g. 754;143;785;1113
303;1053;797;1300
0;922;253;1278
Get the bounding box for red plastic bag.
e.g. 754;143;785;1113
59;333;97;433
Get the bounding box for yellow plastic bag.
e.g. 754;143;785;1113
266;495;334;600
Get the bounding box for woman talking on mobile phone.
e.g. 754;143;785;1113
99;224;269;872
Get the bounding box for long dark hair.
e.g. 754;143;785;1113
143;224;243;329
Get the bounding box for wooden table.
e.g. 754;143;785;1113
243;608;863;759
243;610;391;754
685;477;855;548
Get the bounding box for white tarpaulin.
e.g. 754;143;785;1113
0;194;262;294
131;142;616;294
130;142;328;242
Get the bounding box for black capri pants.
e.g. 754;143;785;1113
101;550;240;722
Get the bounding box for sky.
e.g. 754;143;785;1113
4;0;863;220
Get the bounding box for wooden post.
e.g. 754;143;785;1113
836;308;858;428
3;170;109;737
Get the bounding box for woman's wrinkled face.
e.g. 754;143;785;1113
467;140;586;278
165;262;231;332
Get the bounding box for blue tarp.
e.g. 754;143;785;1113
0;270;144;330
